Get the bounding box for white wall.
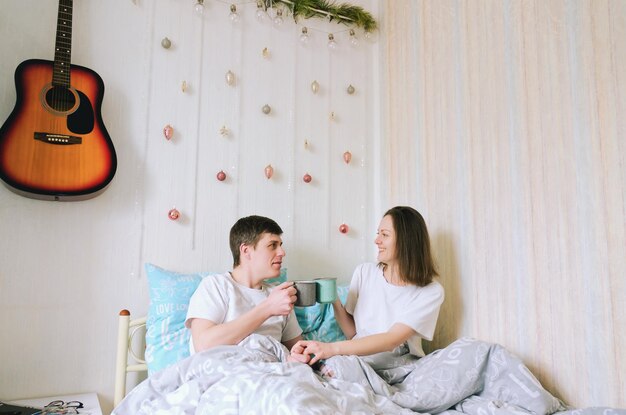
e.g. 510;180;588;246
0;1;380;413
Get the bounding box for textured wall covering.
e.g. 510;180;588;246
382;0;625;408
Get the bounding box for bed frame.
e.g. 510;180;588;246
114;309;148;407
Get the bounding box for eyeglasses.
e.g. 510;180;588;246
40;400;84;415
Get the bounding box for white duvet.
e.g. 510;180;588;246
113;335;625;415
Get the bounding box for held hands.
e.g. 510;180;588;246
291;340;336;365
265;281;297;317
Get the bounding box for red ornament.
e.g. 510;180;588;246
264;164;274;179
303;173;312;183
168;208;180;220
163;124;174;140
339;223;349;234
216;170;227;181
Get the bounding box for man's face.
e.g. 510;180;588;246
248;232;285;278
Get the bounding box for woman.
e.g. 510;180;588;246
292;206;444;365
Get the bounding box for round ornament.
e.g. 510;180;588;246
161;37;172;49
168;208;180;220
303;173;312;183
216;170;227;181
347;84;355;95
225;70;236;86
339;223;349;234
262;104;272;115
311;80;319;94
343;151;352;164
163;124;174;140
264;164;274;179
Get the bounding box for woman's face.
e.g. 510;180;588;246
375;214;396;264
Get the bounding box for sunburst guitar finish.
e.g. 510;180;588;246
0;0;116;201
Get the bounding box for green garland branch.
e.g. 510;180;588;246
260;0;378;33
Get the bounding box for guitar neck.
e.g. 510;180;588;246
52;0;73;87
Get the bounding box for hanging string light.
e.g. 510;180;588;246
229;4;240;22
299;27;309;44
194;0;205;15
327;33;337;50
255;0;266;21
349;29;358;47
191;0;378;47
273;8;284;26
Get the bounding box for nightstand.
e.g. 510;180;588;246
7;393;102;415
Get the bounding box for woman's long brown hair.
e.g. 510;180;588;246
379;206;438;287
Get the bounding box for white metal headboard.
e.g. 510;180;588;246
114;309;147;407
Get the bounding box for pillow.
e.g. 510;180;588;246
295;285;349;343
144;263;287;374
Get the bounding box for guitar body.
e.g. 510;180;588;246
0;59;117;200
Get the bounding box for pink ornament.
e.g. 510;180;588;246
168;208;180;220
264;164;274;179
163;124;174;140
343;151;352;164
339;223;349;234
216;170;227;181
303;173;312;183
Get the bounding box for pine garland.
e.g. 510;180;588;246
260;0;378;32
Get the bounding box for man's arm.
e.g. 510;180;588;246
190;281;296;353
282;334;302;351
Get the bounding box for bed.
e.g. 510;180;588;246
112;264;624;414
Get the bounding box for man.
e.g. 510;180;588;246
185;215;307;362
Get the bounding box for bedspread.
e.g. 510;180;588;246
112;335;625;415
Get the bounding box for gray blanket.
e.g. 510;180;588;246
112;335;625;415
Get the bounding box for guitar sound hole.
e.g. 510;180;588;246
45;86;77;113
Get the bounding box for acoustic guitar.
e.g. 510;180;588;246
0;0;116;201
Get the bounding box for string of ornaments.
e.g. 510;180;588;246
154;0;377;235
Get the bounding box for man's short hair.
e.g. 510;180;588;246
229;215;283;267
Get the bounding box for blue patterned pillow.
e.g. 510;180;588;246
144;263;287;374
295;285;349;342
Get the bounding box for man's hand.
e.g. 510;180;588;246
264;281;297;316
288;341;312;364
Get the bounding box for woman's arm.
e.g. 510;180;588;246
331;298;356;339
292;322;416;365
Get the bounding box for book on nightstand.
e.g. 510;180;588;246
0;401;40;415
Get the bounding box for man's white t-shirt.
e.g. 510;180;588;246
344;262;444;357
185;272;302;355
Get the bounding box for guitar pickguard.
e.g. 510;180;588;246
67;90;95;134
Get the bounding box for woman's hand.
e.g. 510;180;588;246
293;340;337;365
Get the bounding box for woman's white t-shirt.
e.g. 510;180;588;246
185;272;302;355
344;263;444;357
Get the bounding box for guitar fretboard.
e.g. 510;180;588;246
52;0;73;87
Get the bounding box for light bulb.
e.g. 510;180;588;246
273;9;283;26
194;0;204;15
229;4;239;22
299;27;309;44
256;0;266;21
349;29;359;47
327;33;337;50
